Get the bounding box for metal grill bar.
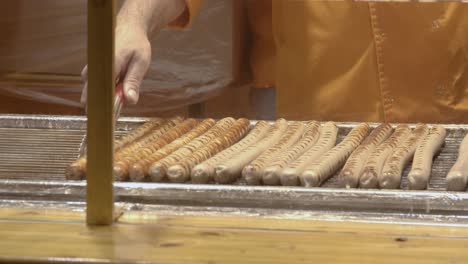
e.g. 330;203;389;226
0;126;127;181
0;115;465;192
1;115;468;222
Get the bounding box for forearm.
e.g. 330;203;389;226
118;0;187;37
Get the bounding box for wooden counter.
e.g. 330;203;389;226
0;208;467;264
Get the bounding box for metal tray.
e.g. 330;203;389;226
0;114;467;223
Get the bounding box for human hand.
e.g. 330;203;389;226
80;0;187;106
80;24;151;105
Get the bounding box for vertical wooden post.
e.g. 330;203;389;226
86;0;115;225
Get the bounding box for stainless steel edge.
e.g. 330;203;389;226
1;114;468;222
1;180;467;215
2;113;468;131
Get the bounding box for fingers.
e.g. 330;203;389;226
114;48;131;82
122;46;151;105
80;50;133;106
80;32;151;106
81;50;131;105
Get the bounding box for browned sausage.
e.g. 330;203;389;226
446;133;468;191
214;119;288;184
167;119;251;183
408;126;446;190
65;118;165;180
301;123;370;187
114;118;165;150
279;122;338;186
191;121;270;184
262;121;321;186
113;119;199;181
380;124;429;189
358;125;411;189
148;118;236;182
243;122;305;185
113;117;183;162
129;119;215;182
338;123;393;188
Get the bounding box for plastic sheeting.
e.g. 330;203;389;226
0;0;237;113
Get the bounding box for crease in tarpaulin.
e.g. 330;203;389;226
0;0;237;112
0;85;83;108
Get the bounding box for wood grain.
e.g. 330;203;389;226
0;208;468;264
86;0;115;225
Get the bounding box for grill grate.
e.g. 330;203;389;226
0;128;126;181
0;118;465;192
320;130;460;191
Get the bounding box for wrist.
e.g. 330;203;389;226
116;17;147;36
117;0;187;38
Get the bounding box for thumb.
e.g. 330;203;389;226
80;65;88;105
123;51;151;105
81;65;88;82
81;82;88;106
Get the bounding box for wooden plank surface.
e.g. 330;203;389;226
0;208;467;264
86;0;116;225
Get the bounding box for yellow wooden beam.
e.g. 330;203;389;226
1;208;468;263
86;0;116;225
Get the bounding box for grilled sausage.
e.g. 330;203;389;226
113;119;199;181
167;119;251;183
148;118;236;182
65;157;87;181
114;118;165;151
191;121;269;184
408;126;446;190
338;123;393;188
129;119;216;182
279;122;338;186
243;122;305;185
301;123;370;187
446;133;468;191
65;118;165;180
215;119;288;184
379;124;429;189
114;117;183;162
262;121;321;186
359;125;411;189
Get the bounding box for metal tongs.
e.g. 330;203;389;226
78;81;125;158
